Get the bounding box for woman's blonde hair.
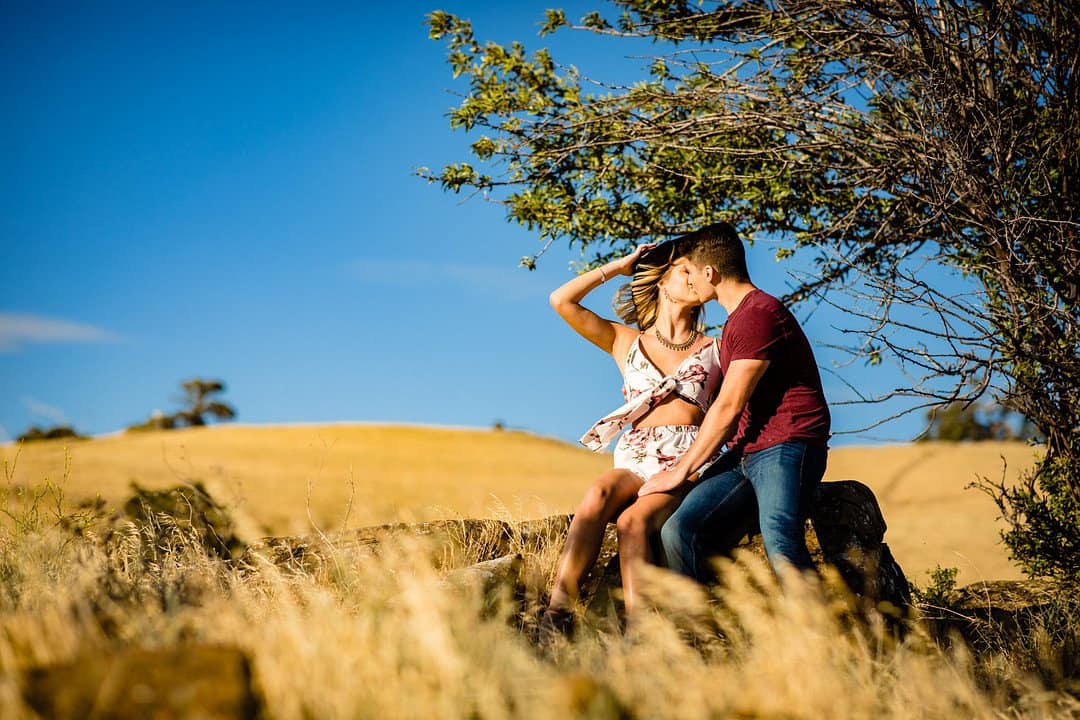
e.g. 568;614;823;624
613;238;704;331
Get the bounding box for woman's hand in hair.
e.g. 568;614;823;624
611;243;658;276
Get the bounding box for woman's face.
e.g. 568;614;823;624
660;258;703;307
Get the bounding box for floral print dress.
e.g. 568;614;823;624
580;336;722;480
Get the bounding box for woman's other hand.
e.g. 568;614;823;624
547;240;659;355
611;242;658;276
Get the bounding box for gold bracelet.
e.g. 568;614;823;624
598;267;608;283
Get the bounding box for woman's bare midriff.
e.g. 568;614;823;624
631;394;706;429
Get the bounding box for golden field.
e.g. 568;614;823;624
0;424;1038;585
1;424;1075;720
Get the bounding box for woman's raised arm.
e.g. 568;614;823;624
548;243;655;354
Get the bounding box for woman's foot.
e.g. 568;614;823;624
538;606;576;647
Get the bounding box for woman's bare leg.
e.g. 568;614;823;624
615;491;684;619
548;469;643;611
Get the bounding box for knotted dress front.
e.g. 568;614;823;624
580;336;722;480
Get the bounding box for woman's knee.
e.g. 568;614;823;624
615;508;645;538
579;471;636;517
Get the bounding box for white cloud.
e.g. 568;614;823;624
350;259;547;302
0;312;121;353
0;424;9;444
21;396;68;425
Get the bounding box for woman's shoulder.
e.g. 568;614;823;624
611;323;642;347
611;325;643;370
700;334;722;361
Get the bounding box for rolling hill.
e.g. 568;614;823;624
1;424;1038;584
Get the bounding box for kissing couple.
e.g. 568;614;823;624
543;222;831;636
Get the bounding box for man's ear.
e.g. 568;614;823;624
704;265;718;284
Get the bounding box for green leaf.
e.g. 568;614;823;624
540;9;567;37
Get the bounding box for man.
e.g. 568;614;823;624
637;222;831;581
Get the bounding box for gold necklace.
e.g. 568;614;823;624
654;326;699;352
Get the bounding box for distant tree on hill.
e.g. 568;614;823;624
128;378;236;432
175;379;236;427
919;401;1040;443
16;425;85;443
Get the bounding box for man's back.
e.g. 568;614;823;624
720;289;830;453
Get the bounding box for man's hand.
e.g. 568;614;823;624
638;467;688;496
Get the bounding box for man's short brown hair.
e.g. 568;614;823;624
676;222;749;282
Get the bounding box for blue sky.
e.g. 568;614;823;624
2;2;953;447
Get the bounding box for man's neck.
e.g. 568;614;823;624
714;280;757;316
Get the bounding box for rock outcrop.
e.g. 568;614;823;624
116;482;248;560
234;479;910;621
112;480;909;618
926;579;1069;647
810;480;912;613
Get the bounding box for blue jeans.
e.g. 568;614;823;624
660;441;827;581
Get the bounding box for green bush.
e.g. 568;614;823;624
978;452;1080;581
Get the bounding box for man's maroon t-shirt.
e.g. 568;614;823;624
720;289;831;453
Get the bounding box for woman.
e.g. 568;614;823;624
542;238;722;636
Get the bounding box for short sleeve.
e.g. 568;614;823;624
727;303;787;362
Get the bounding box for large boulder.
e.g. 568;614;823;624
809;480;912;613
444;553;525;616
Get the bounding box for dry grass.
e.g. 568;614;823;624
0;436;1075;720
0;488;1075;720
1;425;1040;585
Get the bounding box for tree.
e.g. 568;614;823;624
919;400;1038;443
16;425;85;443
425;1;1079;579
128;378;236;432
175;379;236;427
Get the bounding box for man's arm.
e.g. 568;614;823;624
637;358;770;496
